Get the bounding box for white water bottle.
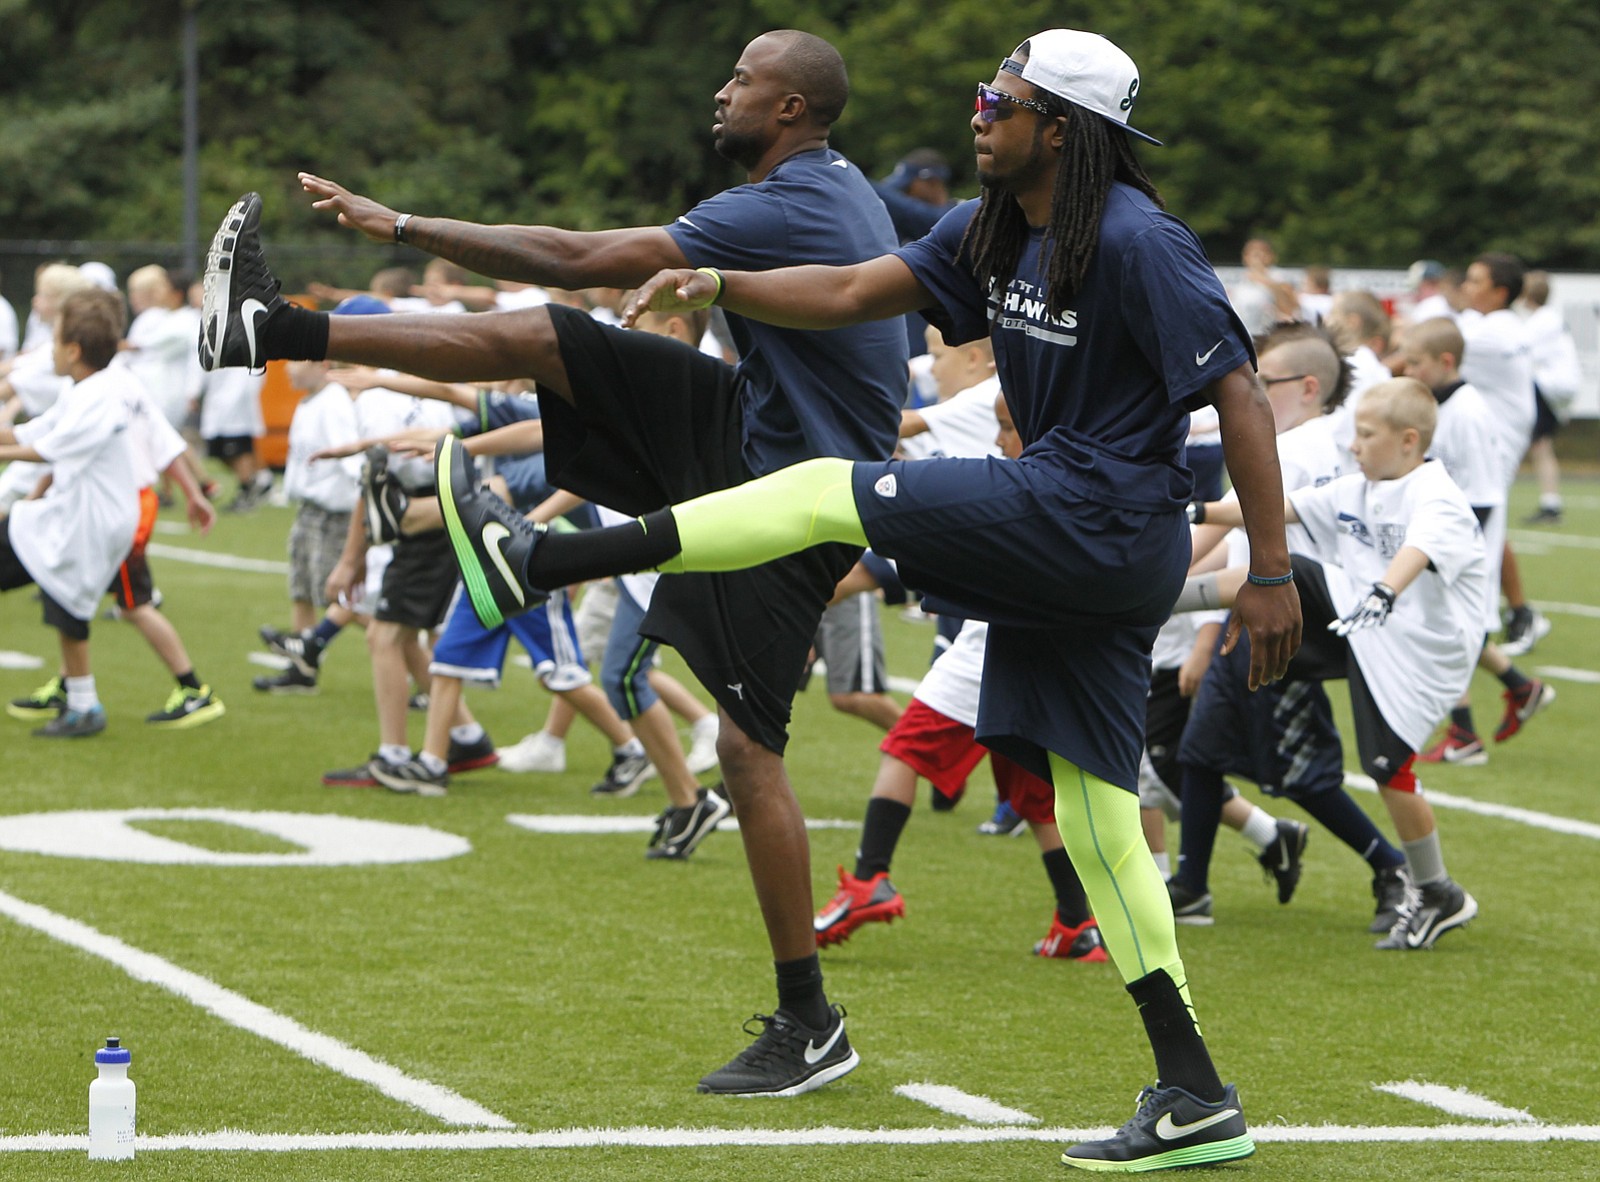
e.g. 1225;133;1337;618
88;1036;135;1160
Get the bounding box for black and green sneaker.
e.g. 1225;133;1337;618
8;675;66;721
1061;1083;1254;1172
435;435;546;629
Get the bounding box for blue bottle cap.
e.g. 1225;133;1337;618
95;1037;131;1065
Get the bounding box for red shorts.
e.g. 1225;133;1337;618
881;699;1056;823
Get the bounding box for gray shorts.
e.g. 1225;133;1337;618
815;592;888;695
287;504;352;608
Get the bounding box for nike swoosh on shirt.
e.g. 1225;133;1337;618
241;298;270;369
1155;1108;1240;1140
1195;339;1225;366
804;1021;845;1065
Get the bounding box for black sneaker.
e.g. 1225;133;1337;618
361;445;409;543
590;750;653;798
146;685;226;729
1166;879;1214;926
199;192;282;373
1375;878;1477;950
259;625;324;679
977;800;1027;837
446;732;499;773
323;756;383;789
371;757;450;797
435;435;546;628
647;785;731;860
34;704;107;738
252;665;319;694
696;1005;859;1096
1060;1083;1253;1171
1524;504;1563;525
1501;605;1551;657
1257;818;1309;904
8;675;66;721
1369;865;1415;933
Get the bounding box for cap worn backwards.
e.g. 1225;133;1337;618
1002;29;1161;146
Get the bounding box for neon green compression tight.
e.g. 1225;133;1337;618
658;457;866;573
1050;752;1198;1015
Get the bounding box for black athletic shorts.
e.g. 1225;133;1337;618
108;548;155;611
1531;389;1560;441
539;303;860;754
0;519;90;639
206;434;256;462
1285;553;1414;785
375;530;457;630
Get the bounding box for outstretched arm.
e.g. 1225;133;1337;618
299;173;687;289
622;254;932;330
1210;366;1302;688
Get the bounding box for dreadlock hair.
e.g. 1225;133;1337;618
959;97;1162;323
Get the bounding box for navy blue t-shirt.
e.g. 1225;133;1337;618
895;185;1253;510
665;149;906;475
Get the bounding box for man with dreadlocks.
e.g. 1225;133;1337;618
430;28;1298;1171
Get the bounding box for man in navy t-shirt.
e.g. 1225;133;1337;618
434;28;1303;1174
201;30;905;1100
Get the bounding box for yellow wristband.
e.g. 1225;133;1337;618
693;267;725;308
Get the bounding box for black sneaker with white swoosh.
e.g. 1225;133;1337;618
199;192;284;374
696;1005;859;1096
435;435;548;628
1061;1082;1253;1171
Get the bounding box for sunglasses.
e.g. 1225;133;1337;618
974;82;1056;123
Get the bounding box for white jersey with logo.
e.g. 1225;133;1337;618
1223;412;1346;568
898;375;1002;461
10;367;141;620
1288;459;1487;749
284;382;362;512
353;378;457;492
913;617;987;728
1457;307;1535;486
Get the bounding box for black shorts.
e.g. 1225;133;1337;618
375;530;457;629
1144;666;1191;796
206;434;256;462
540;304;859;754
1285;554;1414;785
0;519;89;639
1531;389;1561;441
108;548;155;611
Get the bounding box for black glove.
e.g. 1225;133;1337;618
1330;582;1396;636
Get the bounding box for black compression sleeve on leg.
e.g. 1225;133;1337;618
524;508;681;590
259;303;329;361
1127;969;1225;1101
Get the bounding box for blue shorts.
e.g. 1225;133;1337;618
601;580;659;720
852;454;1189;790
1177;626;1345;800
429;584;590;691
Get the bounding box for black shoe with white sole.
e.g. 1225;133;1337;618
696;1005;859;1096
1257;818;1309;905
361;445;409;544
1375;878;1477;950
436;435;546;628
199;192;283;373
1060;1083;1254;1171
647;784;731;860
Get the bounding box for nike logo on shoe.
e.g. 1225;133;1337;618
1195;339;1224;366
241;297;270;371
1155;1107;1240;1140
480;523;527;608
804;1021;845;1064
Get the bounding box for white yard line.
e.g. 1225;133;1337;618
146;543;290;576
2;1124;1597;1152
1534;665;1600;684
1375;1082;1537;1123
895;1083;1039;1124
1509;530;1600;551
1535;600;1600;621
1343;774;1600;841
0;889;511;1129
506;814;857;835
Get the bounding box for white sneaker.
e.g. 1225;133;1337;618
498;732;566;773
686;715;720;775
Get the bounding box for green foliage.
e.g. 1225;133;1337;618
1;0;1598;270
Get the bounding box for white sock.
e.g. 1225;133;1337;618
65;675;98;714
418;751;448;776
691;715;718;738
379;743;411;765
1240;806;1280;852
450;722;485;745
1150;849;1171;877
616;738;645;758
536;731;564;748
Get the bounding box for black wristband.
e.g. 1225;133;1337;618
1186;501;1205;525
393;213;412;243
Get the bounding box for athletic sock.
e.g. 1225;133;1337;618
176;670;202;691
1496;665;1530;692
259;303;328;361
1150;849;1171;877
1042;847;1089;926
1403;832;1449;888
1173;766;1226;893
1238;805;1279;852
615;738;645;759
310;617;342;647
526;509;681;590
64;675;98;714
1450;705;1476;734
1127;967;1225;1102
450;722;486;745
379;743;410;765
854;797;912;879
774;955;831;1030
1296;788;1405;870
418;751;448;776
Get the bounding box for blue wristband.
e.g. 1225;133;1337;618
1247;570;1295;587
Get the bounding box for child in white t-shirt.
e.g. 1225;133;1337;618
0;290;142;736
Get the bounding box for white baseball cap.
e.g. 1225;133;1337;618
1003;30;1160;145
